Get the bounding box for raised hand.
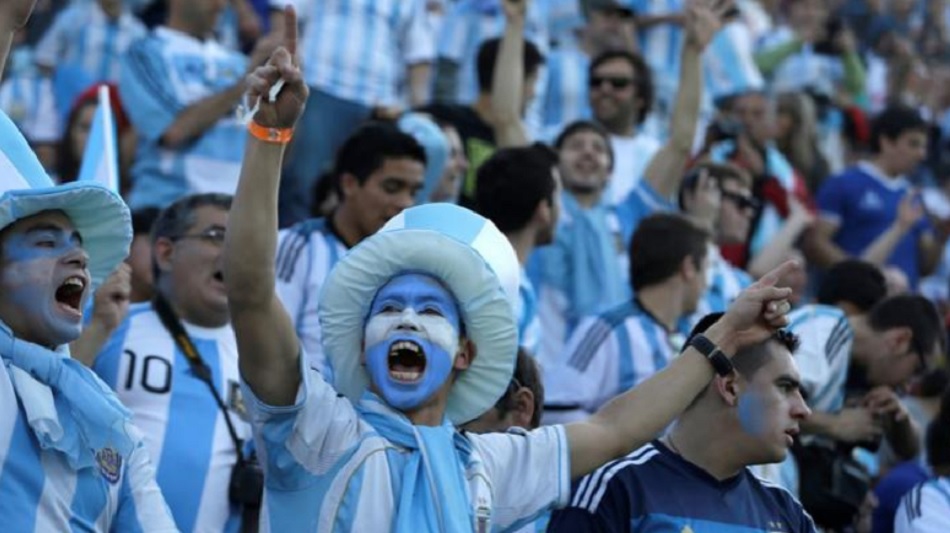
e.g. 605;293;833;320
895;190;925;231
91;263;132;333
245;6;308;130
684;0;731;50
717;260;799;350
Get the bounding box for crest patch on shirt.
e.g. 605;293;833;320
228;380;248;420
96;447;122;484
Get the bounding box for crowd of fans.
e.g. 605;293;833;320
4;0;950;531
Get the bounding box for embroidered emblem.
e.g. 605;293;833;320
96;447;122;484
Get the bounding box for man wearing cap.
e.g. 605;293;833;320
0;1;176;530
225;7;799;531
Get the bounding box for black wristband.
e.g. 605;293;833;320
688;334;734;377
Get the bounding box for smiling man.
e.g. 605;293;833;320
0;3;175;530
224;9;800;531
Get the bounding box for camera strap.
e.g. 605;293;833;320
152;294;247;464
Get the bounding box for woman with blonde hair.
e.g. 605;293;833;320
775;91;833;192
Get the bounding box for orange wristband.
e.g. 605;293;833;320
248;121;293;144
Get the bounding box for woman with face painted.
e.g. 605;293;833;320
0;1;176;530
224;8;801;531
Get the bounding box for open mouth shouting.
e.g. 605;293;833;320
388;340;427;383
55;275;86;317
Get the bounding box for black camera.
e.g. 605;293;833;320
229;455;264;509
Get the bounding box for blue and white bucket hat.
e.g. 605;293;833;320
0;112;131;286
319;203;521;425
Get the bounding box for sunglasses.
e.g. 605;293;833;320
721;190;760;211
589;76;634;90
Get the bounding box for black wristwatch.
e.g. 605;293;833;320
688;334;734;377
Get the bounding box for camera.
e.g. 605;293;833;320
229;455;264;508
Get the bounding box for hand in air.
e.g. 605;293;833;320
245;6;309;131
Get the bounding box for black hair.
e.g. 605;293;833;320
476;37;545;93
310;171;339;218
629;213;709;291
473;143;559;233
332;122;427;197
588;50;654;125
494;348;545;429
870;105;928;154
131;207;161;236
553;120;615;171
816;260;887;313
686;312;801;378
150;193;232;279
868;295;946;361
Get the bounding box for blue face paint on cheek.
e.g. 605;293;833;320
737;391;769;437
363;274;463;411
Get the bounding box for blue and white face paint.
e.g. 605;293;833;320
363;273;463;411
0;211;90;348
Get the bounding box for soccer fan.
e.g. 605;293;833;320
894;387;950;532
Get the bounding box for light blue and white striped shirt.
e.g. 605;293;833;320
518;267;542;356
120;27;248;209
0;355;177;532
34;1;146;84
0;68;59;145
630;0;684;118
275;218;349;379
786;304;853;414
541;46;591;141
93;302;252;533
245;357;571;532
544;299;678;419
758;27;844;98
703;20;765;103
296;0;435;107
895;477;950;533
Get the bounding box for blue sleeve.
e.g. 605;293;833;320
616;179;675;245
119;38;181;143
547;477;632;533
816;176;848;224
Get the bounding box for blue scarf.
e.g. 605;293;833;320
356;393;474;533
0;320;134;471
558;192;628;322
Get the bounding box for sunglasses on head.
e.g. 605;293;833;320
721;190;760;211
589;76;634;90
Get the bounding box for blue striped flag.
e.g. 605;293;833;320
77;85;119;193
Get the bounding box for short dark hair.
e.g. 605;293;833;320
476;37;545;93
629;213;709;291
131;207;161;236
494;348;545;429
870;105;928;153
685;312;801;379
150;193;232;279
926;386;950;468
816;260;887;313
333;122;427;196
473;143;559;233
588;50;654;125
868;295;946;361
554;120;615;171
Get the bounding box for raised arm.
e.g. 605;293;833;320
224;6;308;406
643;0;727;199
565;261;798;479
71;264;132;367
491;0;530;148
0;0;35;74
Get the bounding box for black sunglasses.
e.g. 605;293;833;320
722;190;761;211
589;76;634;90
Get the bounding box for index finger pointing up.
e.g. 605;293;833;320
754;259;800;288
284;5;299;60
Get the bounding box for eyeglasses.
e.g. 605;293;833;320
721;190;761;212
589;76;634;90
173;227;226;246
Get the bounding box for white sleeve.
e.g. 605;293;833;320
242;356;365;489
544;316;617;417
894;482;950;533
468;425;571;530
274;227;327;371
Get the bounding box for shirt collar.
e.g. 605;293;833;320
857;161;909;191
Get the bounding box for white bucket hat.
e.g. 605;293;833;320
319;203;520;424
0;111;130;286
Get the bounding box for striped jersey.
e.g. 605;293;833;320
295;0;434;107
0;357;177;532
119;27;248;209
703;20;765;102
541;46;591;141
785;304;853;414
548;442;818;532
518;267;542;356
0;66;59;145
545;299;678;417
92;302;252;533
275;218;349;378
895;477;950;533
245;360;571;532
34;1;146;84
758;27;844;99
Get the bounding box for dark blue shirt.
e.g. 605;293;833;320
548;441;817;533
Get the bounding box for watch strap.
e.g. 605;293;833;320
688;334;734;377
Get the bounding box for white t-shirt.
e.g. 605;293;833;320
606;133;662;207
